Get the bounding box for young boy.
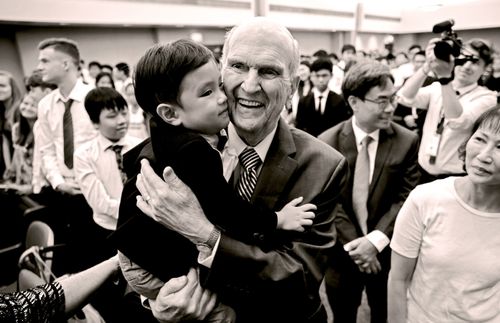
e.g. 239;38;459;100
74;87;142;256
110;39;316;319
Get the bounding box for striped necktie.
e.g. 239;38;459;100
352;135;372;235
236;147;261;202
110;144;127;184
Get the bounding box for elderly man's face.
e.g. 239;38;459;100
222;23;296;145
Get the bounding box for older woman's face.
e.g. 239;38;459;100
465;127;500;185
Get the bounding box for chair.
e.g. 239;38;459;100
17;220;62;290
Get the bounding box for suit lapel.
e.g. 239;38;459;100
252;119;298;210
369;125;394;195
339;120;357;174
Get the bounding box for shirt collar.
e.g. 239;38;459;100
227;122;278;162
98;133;127;152
55;79;88;103
313;87;330;98
453;82;478;96
352;116;380;145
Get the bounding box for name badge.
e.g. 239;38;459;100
426;133;441;158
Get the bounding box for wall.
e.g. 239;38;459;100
14;26;156;76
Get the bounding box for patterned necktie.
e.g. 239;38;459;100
236;147;261;202
352;136;372;235
110;145;127;184
317;95;323;114
63;99;74;169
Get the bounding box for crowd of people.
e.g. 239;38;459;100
1;16;499;323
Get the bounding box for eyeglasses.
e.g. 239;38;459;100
362;93;398;110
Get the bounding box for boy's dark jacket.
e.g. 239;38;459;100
110;116;278;282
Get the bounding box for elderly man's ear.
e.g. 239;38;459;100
157;103;182;126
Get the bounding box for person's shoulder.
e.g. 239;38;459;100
123;138;152;177
124;134;145;149
290;126;345;162
390;121;419;141
74;136;99;158
475;85;498;98
38;89;57;111
318;120;348;141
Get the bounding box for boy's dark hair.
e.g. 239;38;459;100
311;58;333;73
88;61;101;69
328;52;339;60
84;87;128;124
342;59;394;101
341;44;356;54
115;62;130;77
101;64;113;72
25;72;57;92
134;39;215;115
312;49;328;58
38;38;80;67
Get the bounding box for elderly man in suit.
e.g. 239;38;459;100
318;60;420;323
296;58;351;137
118;17;348;323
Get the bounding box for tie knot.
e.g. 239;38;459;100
361;135;372;147
110;145;123;154
239;147;261;170
64;99;74;111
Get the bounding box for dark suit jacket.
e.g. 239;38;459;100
318;119;420;246
113;118;348;322
110;117;278;283
295;91;351;137
198;119;348;323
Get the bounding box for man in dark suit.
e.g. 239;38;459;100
318;60;420;323
120;17;348;323
296;58;351;137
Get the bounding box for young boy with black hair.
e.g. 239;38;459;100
74;87;141;253
110;39;316;321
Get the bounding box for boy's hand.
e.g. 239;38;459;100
276;196;316;232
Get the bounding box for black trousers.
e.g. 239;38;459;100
325;245;391;323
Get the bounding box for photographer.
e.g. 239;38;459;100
398;35;496;183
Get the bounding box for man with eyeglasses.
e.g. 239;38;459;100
319;60;420;323
398;38;497;183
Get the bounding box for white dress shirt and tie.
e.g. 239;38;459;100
347;117;390;253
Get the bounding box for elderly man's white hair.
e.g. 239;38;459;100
221;16;300;79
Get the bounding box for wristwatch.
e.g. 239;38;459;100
198;227;220;250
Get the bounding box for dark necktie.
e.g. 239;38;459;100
236;147;261;202
63;99;74;169
217;132;228;153
110;144;127;184
352;136;372;235
317;95;323;114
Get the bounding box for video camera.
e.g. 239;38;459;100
432;19;462;62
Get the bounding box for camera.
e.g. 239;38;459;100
432;19;463;62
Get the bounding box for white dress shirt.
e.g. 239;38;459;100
36;80;98;189
74;133;141;230
349;117;390;252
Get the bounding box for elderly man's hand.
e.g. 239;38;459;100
150;268;217;323
136;159;214;246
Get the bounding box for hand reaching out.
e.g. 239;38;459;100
276;196;316;232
